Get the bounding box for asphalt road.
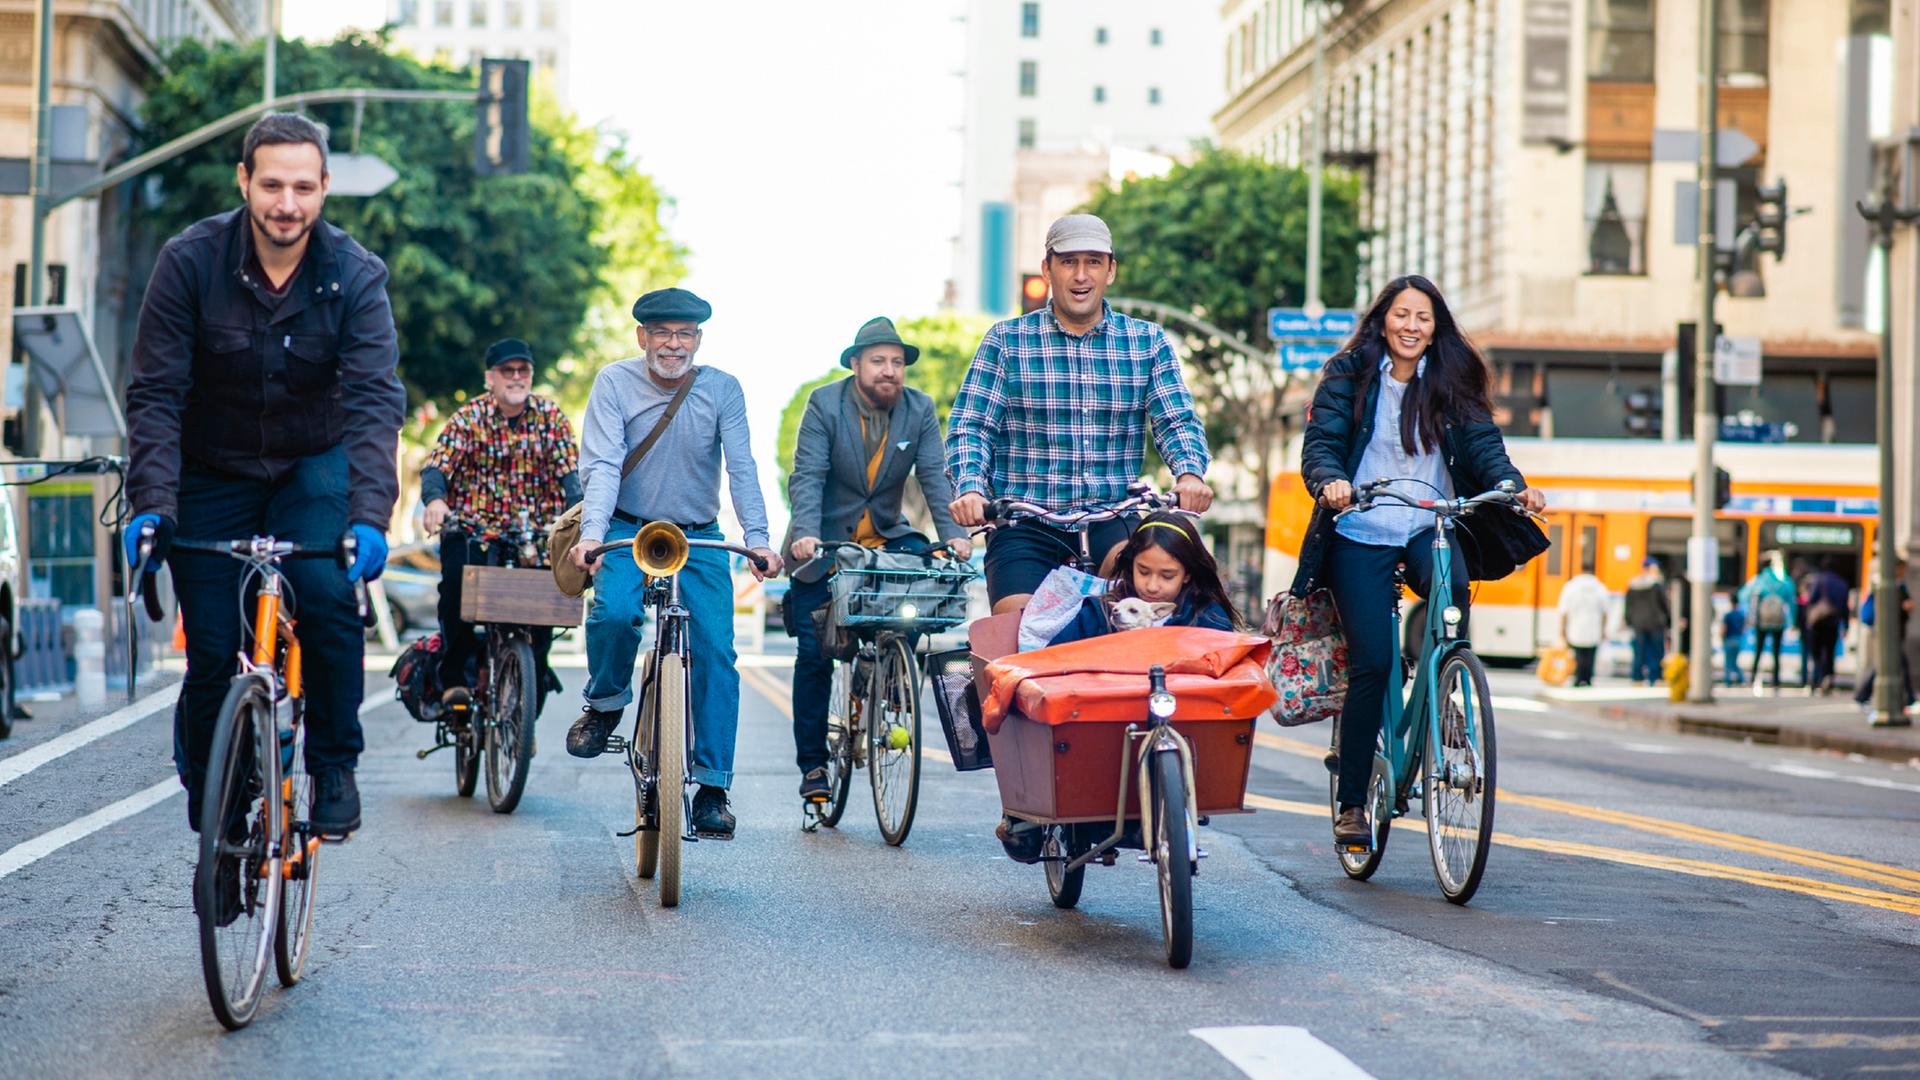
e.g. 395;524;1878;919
2;650;1916;1078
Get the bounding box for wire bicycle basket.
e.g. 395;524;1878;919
826;548;976;633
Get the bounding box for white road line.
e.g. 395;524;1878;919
0;686;179;789
1619;742;1688;755
1191;1026;1375;1080
1491;695;1551;714
1524;729;1581;741
0;779;180;880
1760;762;1920;795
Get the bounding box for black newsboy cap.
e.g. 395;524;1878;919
631;287;712;325
485;338;533;368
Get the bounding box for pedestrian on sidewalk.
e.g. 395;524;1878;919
1624;557;1671;686
1720;604;1747;686
1558;554;1610;687
1800;558;1850;695
1739;551;1797;693
1854;559;1913;711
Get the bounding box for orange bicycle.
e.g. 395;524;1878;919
141;530;371;1029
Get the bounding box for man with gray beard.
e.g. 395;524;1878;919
564;288;781;839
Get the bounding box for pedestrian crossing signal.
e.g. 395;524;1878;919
1020;274;1049;314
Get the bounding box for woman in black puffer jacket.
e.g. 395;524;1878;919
1290;274;1548;850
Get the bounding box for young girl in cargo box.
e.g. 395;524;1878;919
1044;512;1242;648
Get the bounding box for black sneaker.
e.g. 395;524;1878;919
690;784;735;838
799;766;831;803
194;854;244;928
996;815;1044;863
566;707;622;757
311;767;361;838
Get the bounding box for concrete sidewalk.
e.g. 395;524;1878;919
1533;679;1920;764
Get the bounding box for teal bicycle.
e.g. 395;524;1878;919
1328;478;1530;904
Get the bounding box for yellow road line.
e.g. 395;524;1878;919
1242;794;1920;917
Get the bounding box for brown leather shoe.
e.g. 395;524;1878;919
1333;805;1372;848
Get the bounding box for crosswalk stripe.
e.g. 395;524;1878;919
1191;1026;1375;1080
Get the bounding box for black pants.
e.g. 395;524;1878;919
1326;529;1470;808
437;531;555;696
790;534;930;773
1805;617;1841;689
1750;628;1786;687
1571;646;1598;687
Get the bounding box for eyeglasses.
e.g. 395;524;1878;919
493;363;533;378
644;327;702;345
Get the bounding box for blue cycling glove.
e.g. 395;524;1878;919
122;514;175;574
346;523;388;583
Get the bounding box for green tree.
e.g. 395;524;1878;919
135;32;679;411
1080;146;1366;499
772;311;995;505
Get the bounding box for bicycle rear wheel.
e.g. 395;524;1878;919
653;652;688;907
1328;751;1392;881
274;712;316;988
198;678;282;1030
867;637;921;846
485;637;537;814
817;660;857;827
1042;826;1085;909
1151;748;1193;969
1425;648;1498;904
635;654;660;880
452;726;479;798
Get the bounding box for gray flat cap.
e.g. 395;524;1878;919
1044;213;1113;256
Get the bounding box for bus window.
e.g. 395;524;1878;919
1579;522;1599;573
1646;517;1749;589
1760;520;1864;591
1546;523;1565;576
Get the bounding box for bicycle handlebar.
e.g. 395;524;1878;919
584;537;771;574
794;539;979;579
982;487;1178;531
168;535;375;628
1334;478;1539;523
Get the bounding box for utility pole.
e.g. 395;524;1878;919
27;0;54;307
1304;0;1331;317
262;0;279;104
1686;0;1719;704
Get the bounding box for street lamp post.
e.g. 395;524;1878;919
1304;1;1330;317
1687;0;1720;704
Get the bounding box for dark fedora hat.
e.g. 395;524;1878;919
839;316;919;369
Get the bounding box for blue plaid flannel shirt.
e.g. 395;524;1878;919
945;303;1211;508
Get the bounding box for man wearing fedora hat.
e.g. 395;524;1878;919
563;288;781;840
783;317;970;804
421;337;580;718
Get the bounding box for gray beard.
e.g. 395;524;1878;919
648;355;691;380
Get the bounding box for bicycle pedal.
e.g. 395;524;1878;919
692;830;733;841
602;735;629;755
1338;842;1371;854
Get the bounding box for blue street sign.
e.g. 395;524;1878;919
1718;418;1792;444
1268;307;1358;340
1279;341;1338;372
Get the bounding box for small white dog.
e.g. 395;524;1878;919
1109;596;1175;631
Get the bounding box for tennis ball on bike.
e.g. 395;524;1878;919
886;724;911;751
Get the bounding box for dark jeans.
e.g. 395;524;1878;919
1751;628;1786;687
1326;529;1469;808
169;446;363;830
1630;629;1666;684
436;531;555;697
1805;617;1841;689
791;534;931;773
1571;645;1598;687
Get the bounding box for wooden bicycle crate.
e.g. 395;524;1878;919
460;566;584;627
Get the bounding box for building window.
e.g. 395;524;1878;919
1718;0;1768;81
28;491;95;608
469;0;487;27
398;0;419;26
1584;162;1649;275
1021;2;1039;38
538;0;556;29
1151;27;1164;46
538;47;557;71
434;0;453;28
1587;0;1655;81
1019;60;1037;97
504;0;523;29
1148;86;1163;105
1093;85;1106;104
1017;118;1036;150
1095;26;1108;45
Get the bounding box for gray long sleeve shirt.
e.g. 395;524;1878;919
577;359;770;550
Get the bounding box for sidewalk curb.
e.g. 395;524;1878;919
1544;696;1920;765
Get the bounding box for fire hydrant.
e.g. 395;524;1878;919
1663;652;1689;702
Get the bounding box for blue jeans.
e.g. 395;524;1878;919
1722;638;1746;684
1631;629;1666;683
168;446;364;827
789;534;931;773
584;519;738;789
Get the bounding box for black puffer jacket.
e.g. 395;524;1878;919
1289;349;1549;597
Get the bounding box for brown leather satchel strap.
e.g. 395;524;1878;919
618;367;698;480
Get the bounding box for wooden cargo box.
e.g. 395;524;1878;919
460;566;584;627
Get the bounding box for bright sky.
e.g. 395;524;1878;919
284;0;968;543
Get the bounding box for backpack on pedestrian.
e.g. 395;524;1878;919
1755;591;1789;632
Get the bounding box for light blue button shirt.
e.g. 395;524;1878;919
1336;354;1454;548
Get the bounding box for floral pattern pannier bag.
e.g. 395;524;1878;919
1258;589;1349;726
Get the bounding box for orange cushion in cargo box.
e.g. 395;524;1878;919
980;627;1278;732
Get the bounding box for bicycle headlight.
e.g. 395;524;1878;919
1442;605;1464;638
1148;690;1177;719
898;602;919;622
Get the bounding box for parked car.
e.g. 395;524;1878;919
0;494;21;737
377;544;444;641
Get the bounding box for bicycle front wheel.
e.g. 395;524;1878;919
653;652;688;907
198;677;282;1030
867;637;921;846
485;637;537;814
1425;648;1497;904
274;712;316;988
1152;748;1194;969
814;660;856;827
1328;743;1392;881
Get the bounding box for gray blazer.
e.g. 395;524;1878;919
784;378;963;581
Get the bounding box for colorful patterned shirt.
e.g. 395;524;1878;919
425;394;579;534
945;302;1211;508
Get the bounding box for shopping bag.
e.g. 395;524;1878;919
1016;565;1108;652
1259;589;1348;726
1537;643;1574;687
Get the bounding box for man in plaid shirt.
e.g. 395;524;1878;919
946;214;1213;613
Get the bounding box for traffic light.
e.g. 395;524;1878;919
1623;386;1662;437
474;58;530;176
1753;178;1788;259
1692;466;1733;509
1020;274;1049;314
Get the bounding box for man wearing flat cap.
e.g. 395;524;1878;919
782;316;970;804
564;287;781;839
421;337;580;718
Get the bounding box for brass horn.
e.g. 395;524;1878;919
631;520;689;579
